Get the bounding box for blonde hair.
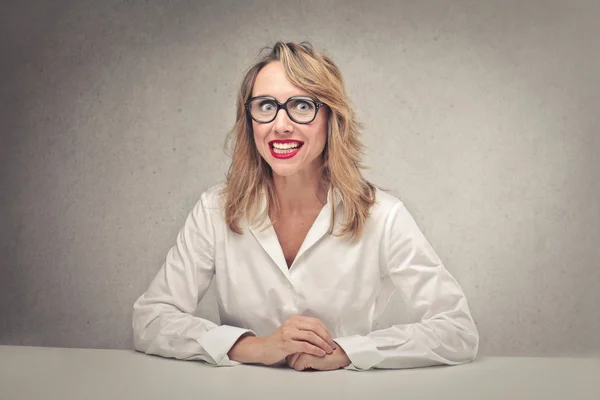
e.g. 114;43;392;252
222;41;377;240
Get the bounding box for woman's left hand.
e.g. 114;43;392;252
286;343;351;371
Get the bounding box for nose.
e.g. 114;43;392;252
272;108;294;134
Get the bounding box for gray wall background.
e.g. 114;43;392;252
1;0;599;357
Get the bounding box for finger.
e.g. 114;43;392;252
291;330;332;353
285;354;293;365
304;317;337;349
287;316;337;350
291;340;327;358
294;319;337;350
288;352;301;368
292;354;310;371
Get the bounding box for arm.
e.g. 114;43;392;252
132;192;254;366
334;201;479;371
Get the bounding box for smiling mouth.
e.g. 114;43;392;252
269;141;304;159
270;142;304;154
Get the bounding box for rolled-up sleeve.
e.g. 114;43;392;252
335;201;479;370
132;192;254;366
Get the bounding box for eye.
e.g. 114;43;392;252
292;100;315;112
258;100;276;112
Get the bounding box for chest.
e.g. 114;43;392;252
272;213;319;268
216;219;384;336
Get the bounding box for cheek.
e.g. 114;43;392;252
252;123;268;144
314;120;328;149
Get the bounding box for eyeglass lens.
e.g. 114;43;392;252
248;98;316;123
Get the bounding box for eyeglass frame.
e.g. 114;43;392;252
244;95;326;124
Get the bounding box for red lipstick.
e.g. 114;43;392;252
269;139;304;159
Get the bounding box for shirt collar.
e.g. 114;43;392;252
248;184;344;280
251;184;343;227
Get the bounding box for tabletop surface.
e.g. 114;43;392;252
1;345;599;400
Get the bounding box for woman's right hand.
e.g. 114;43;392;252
228;315;337;365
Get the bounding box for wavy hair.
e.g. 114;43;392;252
221;41;377;240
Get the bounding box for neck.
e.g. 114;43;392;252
271;164;328;217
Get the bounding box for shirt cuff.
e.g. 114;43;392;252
201;325;255;366
334;335;385;371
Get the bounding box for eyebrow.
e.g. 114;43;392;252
251;94;315;101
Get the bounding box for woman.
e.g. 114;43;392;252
132;41;479;371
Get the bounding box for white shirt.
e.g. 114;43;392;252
132;183;479;371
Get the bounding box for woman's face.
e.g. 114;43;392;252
251;61;328;178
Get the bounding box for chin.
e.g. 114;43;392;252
269;164;302;177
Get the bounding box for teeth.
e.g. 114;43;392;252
272;142;302;149
272;146;300;154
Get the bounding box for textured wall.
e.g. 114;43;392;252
1;0;599;356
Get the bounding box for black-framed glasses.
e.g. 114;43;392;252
245;96;326;124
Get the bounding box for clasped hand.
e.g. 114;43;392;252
229;315;351;371
285;344;351;371
277;316;351;371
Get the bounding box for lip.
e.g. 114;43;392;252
268;140;304;159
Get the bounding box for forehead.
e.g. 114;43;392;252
252;61;311;101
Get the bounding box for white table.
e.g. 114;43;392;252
1;345;599;399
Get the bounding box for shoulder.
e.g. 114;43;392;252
200;182;226;207
370;187;405;217
363;187;420;236
369;187;431;249
190;182;226;219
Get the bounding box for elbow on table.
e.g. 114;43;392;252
132;327;149;354
131;321;147;354
452;322;479;364
461;337;479;364
131;305;156;354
